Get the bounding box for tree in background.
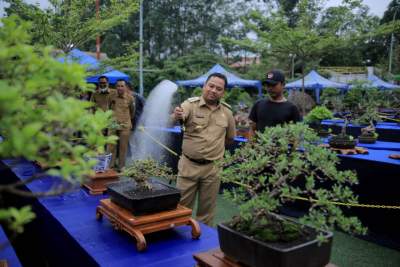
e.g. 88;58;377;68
4;0;139;52
318;0;381;67
0;15;116;234
222;0;339;113
380;0;400;74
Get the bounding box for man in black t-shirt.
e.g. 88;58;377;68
249;70;301;136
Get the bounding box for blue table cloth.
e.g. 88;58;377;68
321;138;400;152
1;159;219;267
0;225;22;267
321;120;400;142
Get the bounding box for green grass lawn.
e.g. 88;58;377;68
212;195;400;267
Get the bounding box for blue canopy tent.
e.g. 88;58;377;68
57;48;100;71
285;70;349;103
367;74;400;90
86;70;130;84
58;49;130;84
175;64;262;96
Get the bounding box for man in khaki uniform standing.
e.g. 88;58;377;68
172;73;236;225
108;79;135;170
90;76;117;112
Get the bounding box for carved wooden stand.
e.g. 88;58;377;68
236;129;251;140
96;199;201;251
320;144;369;155
82;169;119;195
193;248;337;267
389;154;400;159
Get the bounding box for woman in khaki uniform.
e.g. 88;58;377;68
172;73;236;225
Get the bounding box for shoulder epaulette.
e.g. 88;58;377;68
221;101;232;110
188;97;200;103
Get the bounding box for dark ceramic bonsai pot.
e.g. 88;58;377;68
218;221;333;267
107;178;181;215
317;128;331;138
358;135;377;144
328;136;356;149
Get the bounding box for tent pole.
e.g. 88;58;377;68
96;0;101;60
139;0;144;96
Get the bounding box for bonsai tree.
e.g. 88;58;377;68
320;88;342;112
304;106;333;124
304;106;333;137
0;16;115;234
107;158;179;215
329;117;356;149
122;158;175;191
358;124;378;144
219;123;366;243
352;105;381;126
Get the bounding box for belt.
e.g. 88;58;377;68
183;154;213;165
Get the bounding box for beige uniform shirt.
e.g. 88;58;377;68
90;89;117;111
180;96;236;161
110;92;135;130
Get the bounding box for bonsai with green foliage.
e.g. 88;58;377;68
352;106;381;126
304;106;333;124
122;158;175;191
219;123;366;243
329;118;356;149
320;88;342;112
304;106;333;136
0;16;116;233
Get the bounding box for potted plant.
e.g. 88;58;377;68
328;118;357;149
107;158;180;215
217;123;366;267
234;103;251;139
352;106;381;127
304;106;333;137
358;124;378;144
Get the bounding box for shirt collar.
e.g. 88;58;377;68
199;96;221;109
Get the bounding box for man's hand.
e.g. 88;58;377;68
173;106;185;121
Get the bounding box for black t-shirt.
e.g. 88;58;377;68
249;99;302;131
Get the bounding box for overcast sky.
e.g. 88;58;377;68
0;0;394;18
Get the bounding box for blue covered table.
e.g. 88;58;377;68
0;225;22;267
321;120;400;142
321;137;400;152
0;159;219;267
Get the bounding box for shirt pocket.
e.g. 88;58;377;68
215;117;228;128
191;113;208;132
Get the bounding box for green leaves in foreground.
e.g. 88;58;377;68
0;206;36;234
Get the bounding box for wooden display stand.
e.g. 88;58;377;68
193;248;337;267
96;199;201;251
389;154;400;159
320;144;369;155
236;128;251;140
83;169;119;195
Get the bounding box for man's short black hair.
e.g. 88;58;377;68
205;73;227;89
98;75;108;82
116;79;127;85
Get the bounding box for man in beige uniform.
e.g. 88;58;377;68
172;73;236;225
90;76;117;111
108;79;135;170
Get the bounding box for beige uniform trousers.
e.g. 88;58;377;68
176;154;220;226
107;129;131;169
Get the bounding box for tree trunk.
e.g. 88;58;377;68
301;65;305;116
